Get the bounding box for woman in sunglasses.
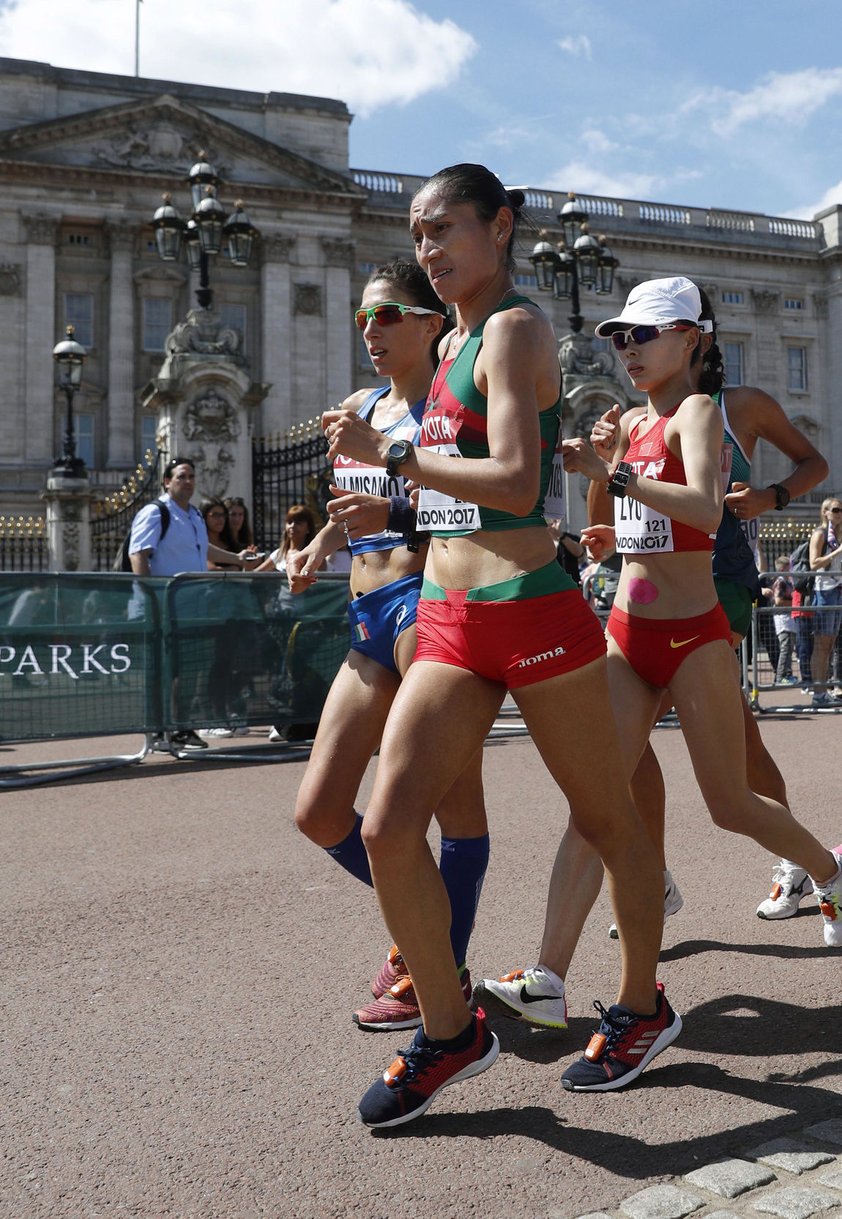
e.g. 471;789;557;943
556;277;841;942
479;282;835;1027
287;260;490;1034
807;497;842;706
324;164;674;1128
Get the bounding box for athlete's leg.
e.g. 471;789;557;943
295;650;399;853
669;641;838;883
361;660;505;1039
514;653;664;1014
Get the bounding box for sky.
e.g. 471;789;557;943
1;0;841;219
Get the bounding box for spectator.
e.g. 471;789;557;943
224;496;254;549
128;456;258;751
809;496;842;707
772;555;796;684
201;497;240;570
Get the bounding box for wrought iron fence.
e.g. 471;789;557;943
90;450;164;572
0;515;48;572
251;420;332;551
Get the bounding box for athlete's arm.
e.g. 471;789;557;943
723;386;829;518
325;307;558;517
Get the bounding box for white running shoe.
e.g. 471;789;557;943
472;966;567;1029
756;859;813;920
813;847;842;948
609;869;684;939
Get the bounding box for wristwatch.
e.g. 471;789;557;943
386;439;413;478
606;461;633;499
770;483;791;511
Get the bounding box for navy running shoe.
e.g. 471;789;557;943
358;1010;499;1128
561;982;681;1092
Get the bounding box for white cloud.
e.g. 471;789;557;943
544;160;659;202
789;179;842;220
684;68;842;137
557;35;592;61
580;127;618;155
0;0;477;117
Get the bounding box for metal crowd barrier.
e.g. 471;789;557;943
742;596;842;713
0;571;350;787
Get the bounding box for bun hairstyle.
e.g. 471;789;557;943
695;287;725;396
366;259;453;365
414;163;525;269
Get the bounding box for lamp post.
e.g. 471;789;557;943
529;192;618;332
151;153;259;309
52;325;88;477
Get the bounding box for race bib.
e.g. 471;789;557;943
614;495;675;554
542;443;566;521
416;444;481;533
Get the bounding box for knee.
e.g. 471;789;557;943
707;799;745;834
361;807;418;863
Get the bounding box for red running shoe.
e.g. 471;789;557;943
358;1009;499;1128
561;982;682;1092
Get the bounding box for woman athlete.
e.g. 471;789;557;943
288;261;490;1032
478;283;836;1023
324;165;675;1129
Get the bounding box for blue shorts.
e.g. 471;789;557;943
813;586;842;636
348;571;423;674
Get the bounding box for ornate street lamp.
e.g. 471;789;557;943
52;325;88;477
529;192;619;332
151;153;260;310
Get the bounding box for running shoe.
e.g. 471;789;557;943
472;965;567;1029
353;970;473;1032
756;859;813;920
357;1009;499;1128
198;727;234;738
814;847;842;948
170;730;208;751
561;982;682;1092
812;691;833;708
370;944;409;999
608;870;684;940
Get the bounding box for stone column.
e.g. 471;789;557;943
105;223;137;467
41;472;93;572
321;238;355;410
260;236;295;433
22;214;58;465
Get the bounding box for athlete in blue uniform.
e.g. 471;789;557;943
289;261;489;1033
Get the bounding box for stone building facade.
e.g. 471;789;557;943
0;56;839;533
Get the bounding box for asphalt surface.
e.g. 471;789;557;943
1;700;841;1219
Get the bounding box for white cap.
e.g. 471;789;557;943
595;276;713;336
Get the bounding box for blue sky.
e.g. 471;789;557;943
1;0;840;219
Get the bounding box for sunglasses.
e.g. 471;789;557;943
354;302;439;330
828;507;842;514
610;323;697;352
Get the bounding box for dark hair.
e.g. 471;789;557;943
200;496;236;551
365;259;452;364
413;163;525;268
224;495;253;547
694;287;725;396
162;455;195;484
280;503;318;556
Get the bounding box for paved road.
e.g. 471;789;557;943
1;703;840;1219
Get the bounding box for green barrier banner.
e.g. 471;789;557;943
0;573;350;743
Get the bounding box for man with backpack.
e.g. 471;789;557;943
129;456;258;750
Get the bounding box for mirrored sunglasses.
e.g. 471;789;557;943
354;302;439;330
610;323;697;352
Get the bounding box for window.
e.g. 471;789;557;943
721;290;744;305
140;414;159;457
73;412;95;468
784;297;804;311
723;341;744;386
219;302;247;353
142;297;173;352
64;293;94;349
787;346;808;392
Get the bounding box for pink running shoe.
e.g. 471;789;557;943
370;944;409;999
354;971;473;1032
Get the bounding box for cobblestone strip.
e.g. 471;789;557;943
571;1118;842;1219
